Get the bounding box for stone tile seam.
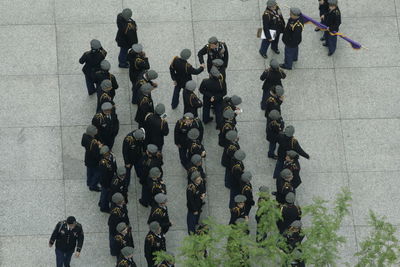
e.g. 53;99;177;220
394;0;400;43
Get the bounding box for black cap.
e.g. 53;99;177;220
66;216;76;224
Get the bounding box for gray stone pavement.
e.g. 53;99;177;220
0;0;400;266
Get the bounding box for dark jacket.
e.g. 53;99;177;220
198;42;229;72
115;14;138;48
260;68;286;91
319;0;330;16
147;205;172;234
92;112;120;146
114;231;134;256
277;204;301;234
81;134;101;167
186;182;204;213
262;6;285;39
49;221;84;252
284;158;301;189
229;205;246;225
240;181;255;215
199;76;227;103
122;131;146;165
110;175;128;203
277;134;309;160
218;120;237;147
169;56;204;88
99;153;117;188
116;256;137;267
127;51;150;84
108;204;130;235
282;17;304;48
135;93;154;125
79;48;107;78
221;141;240;167
143;113;169;149
174;118;204;146
93;70;119;95
183;89;203;117
144;231;166;266
140;155;163;183
324;7;341;32
266;118;284;142
264;92;283;118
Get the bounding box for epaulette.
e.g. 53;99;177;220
111;207;122;216
117;259;129;267
159;264;168;267
187;183;196;192
125;135;134;144
242;185;251;192
153;208;164;216
100;93;111;101
99;159;108;166
232;207;240;215
115;234;123;242
188;166;197;173
227;144;237;152
185;63;192;73
232;163;242;171
144;112;153;121
146;233;155;243
139;96;149;106
112;178;119;185
170;56;178;66
94;113;104;119
290;138;298;148
334;9;340;15
267;97;276;103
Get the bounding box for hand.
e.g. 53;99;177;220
173;81;177;86
268;39;273;42
201;151;206;157
210;96;215;102
193;211;199;215
200;63;205;68
177;144;181;148
125;164;131;168
320;15;324;20
245;216;249;221
75;252;80;258
140;52;146;57
153;82;158;88
49;243;53;248
200;193;206;200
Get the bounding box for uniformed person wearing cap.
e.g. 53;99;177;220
260;59;286;110
256;186;270;242
186;154;206;185
135;83;155;128
99;145;117;213
221;130;240;168
183;80;203;117
110;167;129;204
127;43;150;85
92;102;120;149
117;246;137;267
276;168;296;204
148;193;172;234
186;128;206;163
284;220;305;267
79;39;107;95
96;79;116;112
222;95;242;123
169;48;205;109
239;171;255;215
133;69;158;104
259;0;286;58
219;109;237;147
317;0;329;32
199;66;227;128
277;192;301;234
114;222;134;260
123;128;146;186
145;222;166;267
174;113;204;168
229;195;248;224
266;109;285;159
148;167;167;207
280;7;304;70
264;85;284;118
108;193;130;256
321;0;341;56
49;216;84;267
93;59;119;96
81;125;102;192
157;251;175;267
116;8;138;68
144;103;169;151
228;150;246;208
284;150;301;188
273;125;310;179
197;36;229;72
211;58;227;80
186;171;206;234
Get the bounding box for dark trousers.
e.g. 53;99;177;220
125;161;142;187
203;100;223;127
259;33;280;55
99;187;110;211
260;89;269;110
55;249;73;267
284;46;299;69
140;183;150;206
131;85;139;104
268;141;277;157
229;186;239;209
86;166;99;188
178;146;188;168
224;168;231;188
171;85;183;108
324;31;337;54
118;47;129;66
109;232;118;256
273;158;284;179
84;74;96;95
187;211;200;234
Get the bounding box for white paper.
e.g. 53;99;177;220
261;29;277;40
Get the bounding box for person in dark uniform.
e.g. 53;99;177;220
99;146;117;213
264;85;284;118
148;168;167;207
228;150;246;208
259;0;285;58
81;125;102;192
92;102;120;149
316;0;329;32
187;154;206;184
116;246;137;267
276;169;296;204
266;109;284;159
260;59;286;110
222;95;242;124
114;222;134;259
229;195;248;225
211;58;227;80
183;80;203;117
133;69;158;104
221;130;240;168
127;43;150;86
225;147;245;190
49;216;84;267
145;222;166;267
94;60;119;95
123;128;146;187
199;66;227;128
219;109;237;148
186;172;206;234
96;80;115;112
135;83;155;128
284;220;305;267
197;36;229;72
280;8;304;70
144;103;169;151
148;193;172;234
273;125;309;179
157;251;175;267
108;193;130;256
110;167;129;204
239;171;255;216
186;128;206;163
322;0;341;56
115;8;138;68
174;113;204;168
277;192;301;234
79;39;107;95
169;48;204;109
284;150;301;188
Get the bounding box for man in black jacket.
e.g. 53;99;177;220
93;60;119;95
199;66;227;129
183;80;203;117
186;172;206;234
81;125;102;192
127;43;149;85
98;145;117;213
266;109;284;159
49;216;84;267
322;0;341;56
109;193;130;256
260;59;286;110
280;7;304;70
148;193;172;234
143;103;169;151
198;36;229;72
169;48;204;109
135;83;155;128
115;8;138;68
144;222;166;266
92;102;120;149
79;39;107;95
123;128;146;186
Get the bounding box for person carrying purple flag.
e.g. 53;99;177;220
321;0;342;56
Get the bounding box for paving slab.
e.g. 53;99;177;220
193;0;260;21
0;0;54;25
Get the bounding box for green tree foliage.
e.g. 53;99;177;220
355;211;400;267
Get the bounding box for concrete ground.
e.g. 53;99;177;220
0;0;400;266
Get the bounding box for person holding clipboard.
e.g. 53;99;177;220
259;0;285;59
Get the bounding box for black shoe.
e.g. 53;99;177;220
328;52;334;56
314;27;320;32
279;64;292;70
322;43;328;47
320;37;325;41
271;191;277;196
259;51;268;59
139;199;149;207
272;49;280;54
268;154;278;160
171;105;178;110
118;64;129;68
89;186;101;192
